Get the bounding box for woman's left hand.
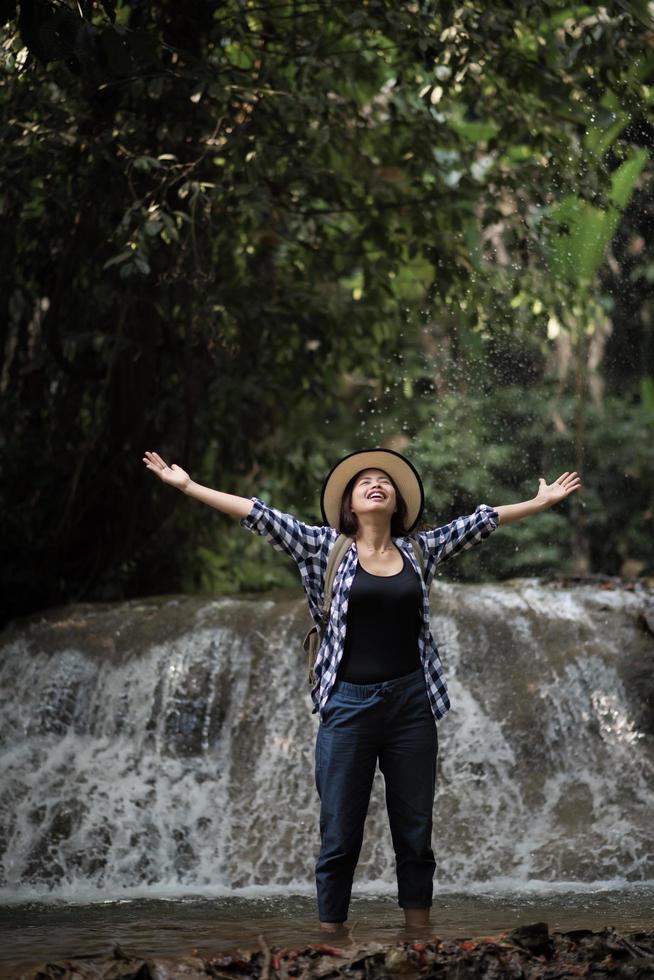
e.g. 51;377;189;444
535;471;582;509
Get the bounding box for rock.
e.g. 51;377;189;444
642;598;654;636
508;922;553;958
147;955;208;979
384;946;419;974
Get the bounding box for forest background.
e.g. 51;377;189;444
1;0;653;626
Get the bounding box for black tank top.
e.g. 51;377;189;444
336;549;422;684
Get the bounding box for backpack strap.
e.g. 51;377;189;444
319;533;353;630
304;534;352;687
409;538;426;584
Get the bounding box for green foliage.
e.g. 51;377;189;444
582;395;654;574
544;149;649;289
413;388;654;581
191;536;299;597
1;0;653;620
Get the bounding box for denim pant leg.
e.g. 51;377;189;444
378;674;438;909
314;690;380;923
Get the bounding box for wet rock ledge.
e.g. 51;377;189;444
6;923;654;980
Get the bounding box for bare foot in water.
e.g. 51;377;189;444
319;921;347;934
398;910;433;940
404;909;430;929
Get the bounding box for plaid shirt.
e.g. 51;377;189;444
241;497;499;722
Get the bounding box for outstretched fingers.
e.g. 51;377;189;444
151;451;169;468
143;450;169;472
561;472;582;495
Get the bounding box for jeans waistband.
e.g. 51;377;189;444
333;666;424;699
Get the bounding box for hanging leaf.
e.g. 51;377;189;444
544;149;648;287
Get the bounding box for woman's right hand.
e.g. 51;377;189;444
143;451;190;491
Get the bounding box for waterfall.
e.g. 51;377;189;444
1;583;653;902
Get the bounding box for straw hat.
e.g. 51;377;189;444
320;448;424;533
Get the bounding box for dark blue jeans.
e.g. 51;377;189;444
314;667;438;923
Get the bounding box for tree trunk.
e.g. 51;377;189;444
572;321;591;574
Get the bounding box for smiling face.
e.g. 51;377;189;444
349;468;397;524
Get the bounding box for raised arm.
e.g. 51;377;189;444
492;471;582;525
413;470;582;580
142;450;254;520
415;504;500;568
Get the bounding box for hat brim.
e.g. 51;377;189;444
320;448;424;534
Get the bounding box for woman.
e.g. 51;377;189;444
143;447;581;933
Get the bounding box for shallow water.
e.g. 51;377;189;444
2;593;654;973
1;885;654;972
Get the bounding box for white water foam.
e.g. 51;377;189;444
1;588;653;901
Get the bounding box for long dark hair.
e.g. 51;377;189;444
339;469;409;537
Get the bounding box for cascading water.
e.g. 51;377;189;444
1;582;653;903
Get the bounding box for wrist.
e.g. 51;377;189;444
533;495;549;513
182;478;194;495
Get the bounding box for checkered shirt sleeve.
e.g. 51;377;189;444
414;504;499;583
239;496;330;562
240;496;337;630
